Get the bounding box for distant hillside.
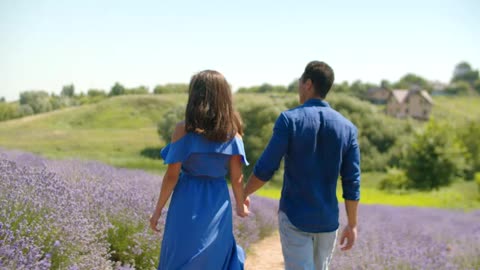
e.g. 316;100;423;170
431;96;480;123
0;94;187;172
1;93;478;173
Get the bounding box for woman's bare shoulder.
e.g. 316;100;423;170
171;121;186;143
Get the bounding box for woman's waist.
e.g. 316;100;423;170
180;172;226;181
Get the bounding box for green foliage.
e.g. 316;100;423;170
327;94;413;171
349;80;378;99
17;104;34;117
452;61;479;85
109;82;126;96
237;84;287;93
125;86;149;95
61;84;75;97
458;121;480;179
403;120;469;190
259;174;480;209
380;79;392;89
107;219;159;269
474;80;480;95
378;167;409;191
287;79;299;92
445;81;471;95
0;102;19;121
475;172;480;193
237;103;284;178
157;105;185;144
394;73;432;92
50;95;73;110
88;89;107;97
431;96;480;122
19;90;52;114
331;81;351;95
153;84;188;94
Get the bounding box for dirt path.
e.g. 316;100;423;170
245;231;284;270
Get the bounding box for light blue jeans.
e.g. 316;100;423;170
278;211;338;270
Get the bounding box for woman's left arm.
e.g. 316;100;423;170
150;162;181;232
230;154;249;218
150;123;185;232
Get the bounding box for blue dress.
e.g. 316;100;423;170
158;132;248;270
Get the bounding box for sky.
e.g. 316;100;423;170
0;0;479;101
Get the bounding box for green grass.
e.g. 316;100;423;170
431;96;480;123
256;172;480;210
0;94;188;173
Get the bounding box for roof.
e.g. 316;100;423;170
419;90;434;104
391;90;409;103
389;89;433;104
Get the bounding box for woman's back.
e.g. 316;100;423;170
161;132;248;179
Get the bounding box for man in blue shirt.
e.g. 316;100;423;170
244;61;360;270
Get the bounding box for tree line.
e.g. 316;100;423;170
0;83;189;121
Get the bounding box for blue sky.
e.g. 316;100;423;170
1;0;479;101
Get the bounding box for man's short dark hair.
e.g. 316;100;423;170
301;61;335;98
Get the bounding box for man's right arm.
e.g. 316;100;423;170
340;127;361;202
244;113;289;198
339;127;361;251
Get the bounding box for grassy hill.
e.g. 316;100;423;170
0;94;187;172
431;96;480;122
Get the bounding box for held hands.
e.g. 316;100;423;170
339;224;357;251
149;210;162;233
236;196;251;218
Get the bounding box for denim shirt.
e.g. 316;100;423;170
253;98;361;233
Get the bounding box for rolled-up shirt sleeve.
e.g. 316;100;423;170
340;127;361;200
253;113;289;182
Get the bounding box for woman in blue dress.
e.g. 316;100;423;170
150;70;250;270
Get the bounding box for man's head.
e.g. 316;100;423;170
298;61;335;103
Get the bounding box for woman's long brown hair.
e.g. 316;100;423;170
185;70;243;141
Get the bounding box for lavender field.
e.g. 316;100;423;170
0;150;276;269
1;149;479;270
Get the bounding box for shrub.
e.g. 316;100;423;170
379;167;409;191
475;172;480;193
157;105;185;144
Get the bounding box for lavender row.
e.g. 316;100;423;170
0;150;278;269
332;205;480;270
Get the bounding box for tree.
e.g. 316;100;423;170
380;80;391;89
237;86;260;93
153;84;189;94
403;120;468;190
458;121;480;179
17;104;34;117
350;80;377;99
0;103;17;121
61;84;75;97
50;95;71;110
445;81;471;95
87;89;107;97
19;91;52;114
451;61;479;85
0;97;5;102
331;81;350;95
287;79;299;92
109;82;126;96
394;73;431;91
157;105;185;144
126;86;149;95
238;104;283;179
257;83;273;92
474;80;480;95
